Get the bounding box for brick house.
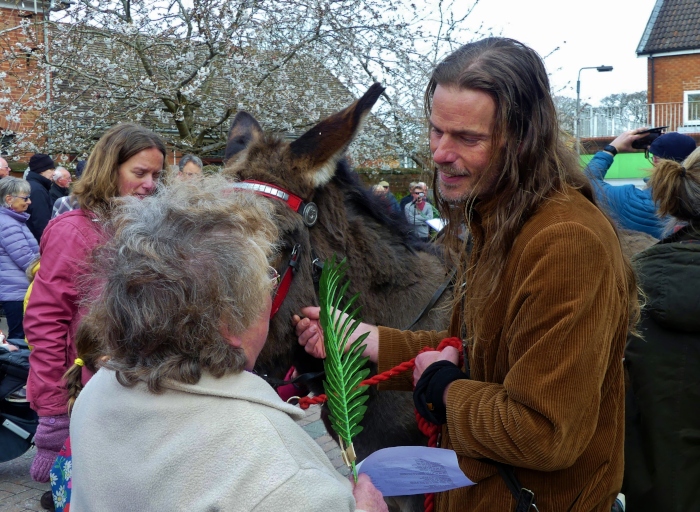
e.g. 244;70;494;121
582;0;700;161
0;0;50;163
637;0;700;132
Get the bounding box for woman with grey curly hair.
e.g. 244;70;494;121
67;178;386;512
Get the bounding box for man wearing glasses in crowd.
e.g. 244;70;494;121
584;129;697;238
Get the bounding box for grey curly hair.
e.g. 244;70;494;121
78;176;278;392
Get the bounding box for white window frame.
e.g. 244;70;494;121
683;90;700;125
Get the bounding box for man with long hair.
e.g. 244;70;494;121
296;37;637;511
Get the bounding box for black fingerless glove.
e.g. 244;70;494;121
413;361;469;425
413;360;468;425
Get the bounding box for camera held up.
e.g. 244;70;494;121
631;126;668;150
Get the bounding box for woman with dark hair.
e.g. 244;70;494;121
24;123;165;508
623;147;700;512
65;179;386;512
0;177;39;340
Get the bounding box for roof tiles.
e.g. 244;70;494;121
638;0;700;55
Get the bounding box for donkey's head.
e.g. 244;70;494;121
221;83;386;378
223;82;385;198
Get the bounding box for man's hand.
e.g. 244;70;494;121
293;306;326;359
607;128;649;154
293;306;380;362
352;473;389;512
413;346;459;387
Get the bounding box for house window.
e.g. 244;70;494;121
684;91;700;125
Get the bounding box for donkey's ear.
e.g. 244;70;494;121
290;83;385;187
225;111;264;162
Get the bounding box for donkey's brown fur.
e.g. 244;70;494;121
222;85;451;511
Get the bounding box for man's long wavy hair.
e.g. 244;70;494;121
425;37;639;342
72;123;166;216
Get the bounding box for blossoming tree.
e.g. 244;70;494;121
0;0;479;168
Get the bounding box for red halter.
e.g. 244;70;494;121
229;180;318;318
230;180;318;227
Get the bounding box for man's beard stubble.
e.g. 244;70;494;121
435;156;504;207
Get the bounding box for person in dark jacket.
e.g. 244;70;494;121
0;177;39;340
623;146;700;512
48;167;71;206
25;154;56;243
584;130;696;239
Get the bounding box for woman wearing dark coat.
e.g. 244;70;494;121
623;147;700;512
0;177;39;340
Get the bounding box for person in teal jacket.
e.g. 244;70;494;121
584;129;696;239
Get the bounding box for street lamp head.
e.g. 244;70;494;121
575;64;614;154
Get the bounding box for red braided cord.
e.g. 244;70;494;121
297;337;463;512
298;337;462;409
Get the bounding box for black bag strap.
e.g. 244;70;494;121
494;462;537;512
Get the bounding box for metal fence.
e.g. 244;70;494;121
579;101;700;137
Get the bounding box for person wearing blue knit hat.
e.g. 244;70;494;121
584;129;697;238
647;131;697;163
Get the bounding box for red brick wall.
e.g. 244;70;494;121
647;53;700;103
0;7;47;158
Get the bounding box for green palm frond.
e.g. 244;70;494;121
319;255;370;481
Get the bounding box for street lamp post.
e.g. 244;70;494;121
576;65;613;154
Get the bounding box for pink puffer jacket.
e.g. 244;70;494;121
25;209;105;417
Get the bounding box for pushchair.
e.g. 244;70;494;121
0;338;38;462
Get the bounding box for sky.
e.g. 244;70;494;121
461;0;658;105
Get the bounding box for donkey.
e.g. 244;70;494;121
222;84;451;510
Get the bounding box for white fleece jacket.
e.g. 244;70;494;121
70;368;363;512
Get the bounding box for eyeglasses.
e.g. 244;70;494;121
644;149;656;165
268;266;281;295
12;195;30;202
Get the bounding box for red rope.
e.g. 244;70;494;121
298;336;463;512
298;337;462;409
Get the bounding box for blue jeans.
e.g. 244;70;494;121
1;301;25;340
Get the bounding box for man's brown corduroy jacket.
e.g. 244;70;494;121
378;186;629;512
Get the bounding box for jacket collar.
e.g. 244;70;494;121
161;370;306;420
26;171;52;190
0;206;30;222
50;183;70;195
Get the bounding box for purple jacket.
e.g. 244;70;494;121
25;209;105;417
0;207;39;301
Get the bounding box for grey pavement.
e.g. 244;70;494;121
0;449;49;512
0;321;347;512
